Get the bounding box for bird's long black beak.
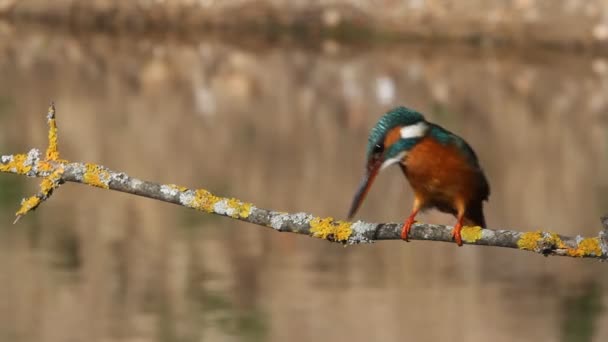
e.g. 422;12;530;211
347;160;381;220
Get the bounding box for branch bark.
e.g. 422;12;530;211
1;104;607;260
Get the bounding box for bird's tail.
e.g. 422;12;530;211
464;202;486;228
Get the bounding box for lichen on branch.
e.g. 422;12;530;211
1;104;607;260
3;104;66;223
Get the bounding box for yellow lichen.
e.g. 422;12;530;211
0;154;31;175
15;196;41;216
40;177;55;193
517;231;566;251
517;231;543;251
14;168;63;219
42;168;63;191
189;189;220;212
227;198;252;218
545;232;566;249
517;230;602;257
309;217;352;242
566;238;602;257
45;105;60;161
37;161;55;172
461;226;483;243
83;163;110;189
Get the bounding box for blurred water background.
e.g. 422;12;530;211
1;2;608;341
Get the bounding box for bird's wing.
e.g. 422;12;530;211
430;124;490;200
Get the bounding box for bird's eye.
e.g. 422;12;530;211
373;144;384;154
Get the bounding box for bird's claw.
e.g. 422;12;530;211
400;219;417;241
451;224;463;247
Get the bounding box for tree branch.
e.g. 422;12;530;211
1;104;607;260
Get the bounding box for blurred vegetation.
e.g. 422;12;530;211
560;282;603;342
0;172;24;216
0;96;15;118
201;292;268;342
4;1;608;50
49;225;82;271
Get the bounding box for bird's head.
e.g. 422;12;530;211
347;106;428;219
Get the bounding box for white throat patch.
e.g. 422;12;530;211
380;151;406;171
400;122;428;139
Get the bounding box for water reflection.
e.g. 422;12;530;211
0;25;607;342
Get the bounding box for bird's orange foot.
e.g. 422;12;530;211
451;222;463;247
401;218;417;241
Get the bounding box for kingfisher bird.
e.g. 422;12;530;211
347;106;490;246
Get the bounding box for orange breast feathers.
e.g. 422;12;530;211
402;136;481;206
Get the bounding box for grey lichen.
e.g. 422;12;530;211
291;212;313;225
213;199;237;217
269;212;313;231
1;155;13;164
480;228;492;240
46;107;55;120
270;212;291;230
110;172;129;184
349;221;376;244
24;148;41;177
179;190;196;208
69;163;86;182
160;184;180;197
600;230;608;256
129;178;143;190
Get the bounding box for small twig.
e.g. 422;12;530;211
1;104;607;260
